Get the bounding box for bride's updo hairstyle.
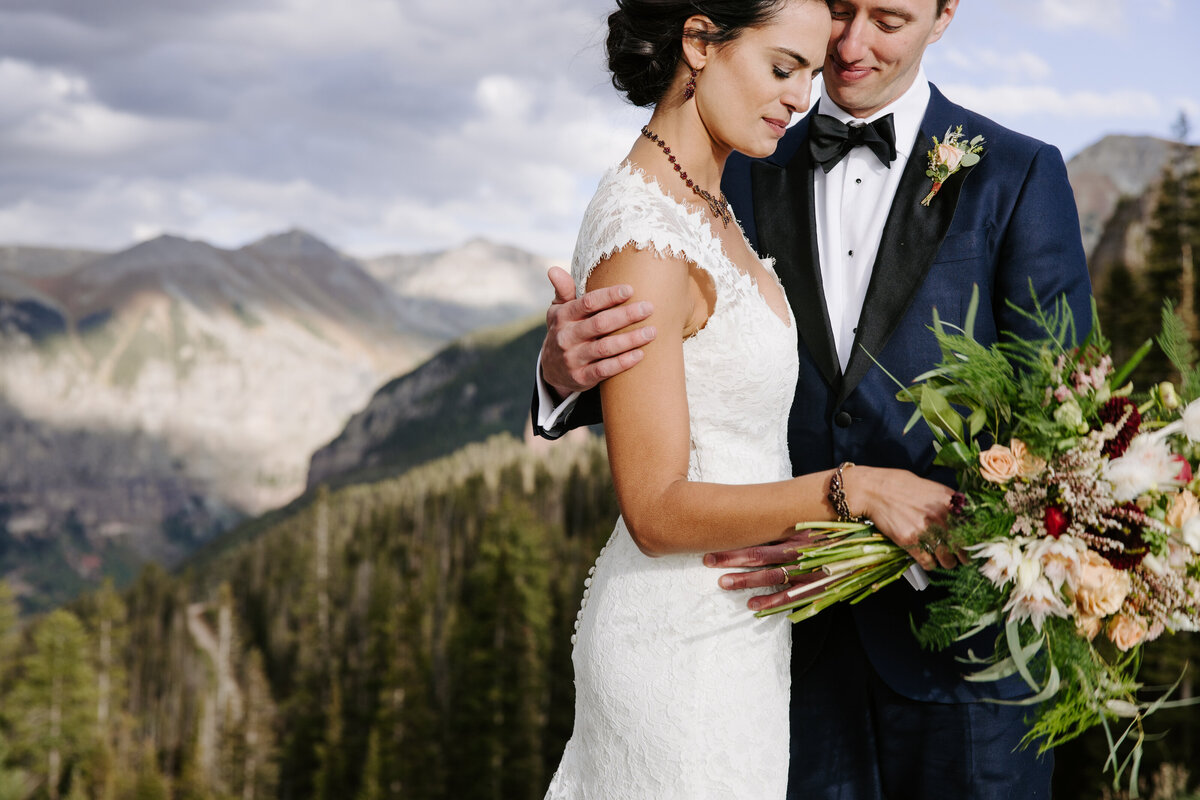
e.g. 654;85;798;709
607;0;788;107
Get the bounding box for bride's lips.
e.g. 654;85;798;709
764;117;789;137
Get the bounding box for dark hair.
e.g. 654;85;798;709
606;0;791;107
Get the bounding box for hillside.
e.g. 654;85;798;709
305;316;562;489
0;232;556;609
14;433;617;799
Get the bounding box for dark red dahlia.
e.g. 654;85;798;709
1043;506;1070;538
1098;397;1141;458
949;491;967;517
1091;503;1149;570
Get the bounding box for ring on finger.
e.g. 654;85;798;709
776;566;790;585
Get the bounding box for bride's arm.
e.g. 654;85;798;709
590;247;953;562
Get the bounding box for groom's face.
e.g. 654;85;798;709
822;0;957;118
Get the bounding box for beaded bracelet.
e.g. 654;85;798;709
828;462;864;523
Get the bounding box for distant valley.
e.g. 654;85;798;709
0;231;552;608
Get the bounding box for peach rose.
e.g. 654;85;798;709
1076;614;1103;641
979;444;1019;483
1071;550;1131;617
1010;438;1047;479
1166;489;1200;529
1106;613;1149;652
935;142;964;171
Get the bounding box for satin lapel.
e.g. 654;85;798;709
751;143;840;388
837;125;978;404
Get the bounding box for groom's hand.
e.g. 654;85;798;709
541;266;657;400
704;532;818;612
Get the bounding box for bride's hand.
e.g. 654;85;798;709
845;466;965;571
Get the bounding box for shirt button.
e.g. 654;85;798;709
848;250;854;256
856;178;862;184
835;411;853;428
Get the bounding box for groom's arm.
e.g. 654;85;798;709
992;142;1092;341
531;266;657;438
706;141;1091;609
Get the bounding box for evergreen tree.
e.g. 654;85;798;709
235;649;277;800
0;582;20;679
10;610;97;800
0;737;33;800
311;678;346;800
446;493;553;800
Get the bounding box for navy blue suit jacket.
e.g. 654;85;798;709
722;84;1091;702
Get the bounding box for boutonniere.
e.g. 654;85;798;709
921;125;984;206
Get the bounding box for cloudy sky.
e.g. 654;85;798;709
0;0;1194;262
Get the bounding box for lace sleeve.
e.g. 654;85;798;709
570;164;729;298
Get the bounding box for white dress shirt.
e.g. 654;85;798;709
815;70;931;372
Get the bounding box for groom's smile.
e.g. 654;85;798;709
823;0;958;118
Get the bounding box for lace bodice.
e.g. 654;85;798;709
546;163;798;799
571;163;797;486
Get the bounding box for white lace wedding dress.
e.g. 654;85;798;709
544;163;798;799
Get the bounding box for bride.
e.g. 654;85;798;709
544;1;953;797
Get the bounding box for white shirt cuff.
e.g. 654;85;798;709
903;563;930;591
535;352;581;433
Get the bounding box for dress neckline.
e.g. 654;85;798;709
614;161;792;330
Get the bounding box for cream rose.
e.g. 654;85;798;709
1071;550;1131;617
1106;613;1149;652
1076;614;1103;641
1010;438;1047;479
980;444;1019;484
1166;489;1200;528
935;142;964;171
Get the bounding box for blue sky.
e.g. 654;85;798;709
0;0;1194;262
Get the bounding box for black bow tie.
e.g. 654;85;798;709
808;113;897;173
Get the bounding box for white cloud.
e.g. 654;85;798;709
476;75;535;121
1035;0;1126;32
939;83;1162;120
0;57;200;159
1033;0;1173;31
941;48;1051;81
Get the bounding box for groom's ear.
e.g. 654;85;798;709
927;0;958;45
681;15;717;70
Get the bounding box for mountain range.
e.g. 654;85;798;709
0;231;551;608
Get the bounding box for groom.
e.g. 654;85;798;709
533;0;1092;797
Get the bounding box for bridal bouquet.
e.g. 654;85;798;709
760;288;1200;794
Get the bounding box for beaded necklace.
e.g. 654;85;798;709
640;126;732;228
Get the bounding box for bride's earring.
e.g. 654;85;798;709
684;68;698;101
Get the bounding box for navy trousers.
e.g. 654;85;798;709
787;606;1053;800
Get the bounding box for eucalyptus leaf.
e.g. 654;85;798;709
1006;619;1045;693
933;441;975;469
963;284;980;338
920;386;965;443
968;406;987;439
